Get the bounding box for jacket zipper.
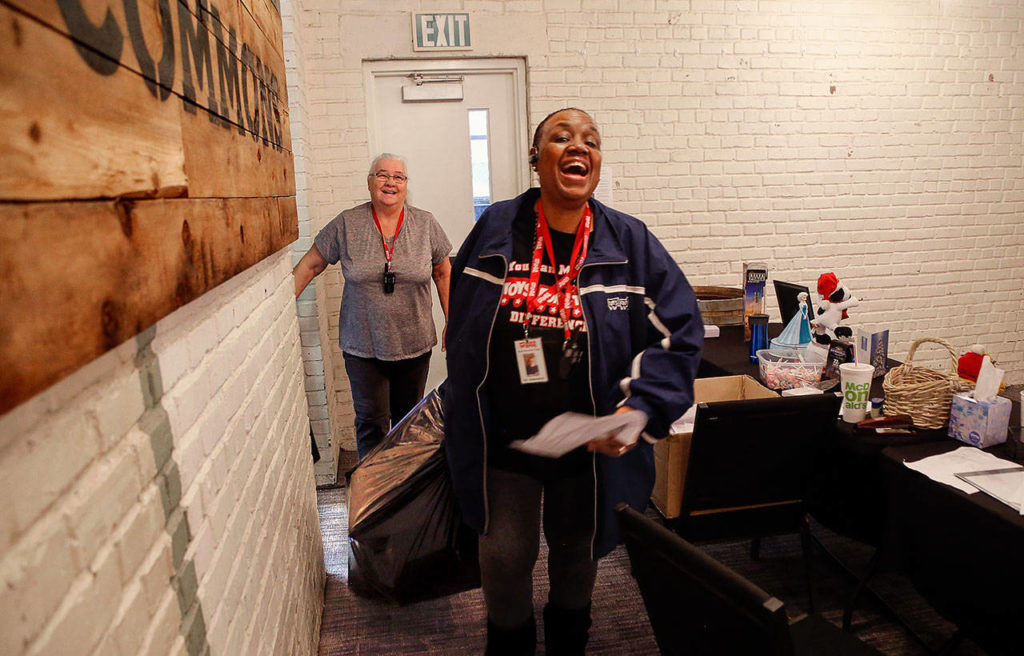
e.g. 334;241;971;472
473;253;508;535
577;258;628;558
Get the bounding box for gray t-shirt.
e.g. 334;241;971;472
315;202;452;361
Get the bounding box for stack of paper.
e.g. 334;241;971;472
510;410;648;458
903;447;1012;494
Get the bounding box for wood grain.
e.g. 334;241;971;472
0;4;187;200
0;197;297;414
178;97;294;199
240;0;284;60
0;0;298;414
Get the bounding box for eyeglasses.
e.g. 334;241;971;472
373;172;408;184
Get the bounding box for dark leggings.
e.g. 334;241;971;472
479;467;599;629
342;351;431;459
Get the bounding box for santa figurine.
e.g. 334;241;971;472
812;272;859;345
957;344;1004;391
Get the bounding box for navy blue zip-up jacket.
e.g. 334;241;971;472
443;189;703;557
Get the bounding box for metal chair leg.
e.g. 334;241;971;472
798;516;816;614
843;551;879;631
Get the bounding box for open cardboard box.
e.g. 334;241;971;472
652;375;777;519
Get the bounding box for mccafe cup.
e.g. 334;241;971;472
839;362;875;423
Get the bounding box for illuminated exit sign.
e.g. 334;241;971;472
413;13;471;51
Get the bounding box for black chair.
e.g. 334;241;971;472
617;504;882;656
669;393;841;611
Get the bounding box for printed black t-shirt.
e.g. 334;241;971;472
485;201;595;480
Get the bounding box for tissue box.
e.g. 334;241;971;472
948;392;1012;448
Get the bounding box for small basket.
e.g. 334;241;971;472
882;337;970;430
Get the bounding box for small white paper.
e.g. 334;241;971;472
782;386;824;397
510;410;648;458
669;405;697;435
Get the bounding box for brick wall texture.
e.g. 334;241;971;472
283;0;342;485
287;0;1023;388
0;251;325;655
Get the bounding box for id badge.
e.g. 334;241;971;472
514;338;548;384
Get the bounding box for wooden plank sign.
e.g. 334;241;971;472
0;0;298;414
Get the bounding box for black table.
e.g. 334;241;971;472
700;325;926;543
878;438;1024;655
699;324;1023;653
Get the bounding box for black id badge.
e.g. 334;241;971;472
382;263;395;294
558;337;583;379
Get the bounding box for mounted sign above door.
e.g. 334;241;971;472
413;13;472;51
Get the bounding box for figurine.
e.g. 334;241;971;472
958;344;1005;390
958;344;987;382
812;272;859;345
772;291;814;348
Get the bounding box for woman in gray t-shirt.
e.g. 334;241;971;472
294;153;452;459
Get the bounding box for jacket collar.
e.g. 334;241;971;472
477;188;629;265
585;197;629;265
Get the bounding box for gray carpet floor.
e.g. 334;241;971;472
316;477;990;655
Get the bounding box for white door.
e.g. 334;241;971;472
366;58;529;393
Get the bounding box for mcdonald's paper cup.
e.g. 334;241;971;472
840;362;874;423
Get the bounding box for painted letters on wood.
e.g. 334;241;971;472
0;0;298;414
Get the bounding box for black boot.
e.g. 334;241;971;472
543;602;592;655
486;615;536;656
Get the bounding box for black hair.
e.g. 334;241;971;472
531;107;593;149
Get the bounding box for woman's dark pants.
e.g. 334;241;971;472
342;351;431;459
480;467;597;655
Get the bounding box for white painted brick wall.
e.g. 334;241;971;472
287;0;1023;385
0;251;325;655
283;0;349;485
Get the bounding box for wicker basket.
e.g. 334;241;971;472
882;337;970;430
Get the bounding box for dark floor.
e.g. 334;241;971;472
315;471;991;655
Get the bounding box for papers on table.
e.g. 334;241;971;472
510;410;648;458
902;446;1018;495
955;468;1024;513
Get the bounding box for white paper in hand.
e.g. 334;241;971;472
510;411;648;458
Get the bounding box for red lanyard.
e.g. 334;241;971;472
525;202;591;341
371;206;405;267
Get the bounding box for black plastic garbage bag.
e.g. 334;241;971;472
346;387;479;604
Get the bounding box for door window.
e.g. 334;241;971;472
468;109;491;220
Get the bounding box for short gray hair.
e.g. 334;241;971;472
367;153;408;177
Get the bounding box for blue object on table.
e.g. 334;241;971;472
773;300;813;348
749;314;769;363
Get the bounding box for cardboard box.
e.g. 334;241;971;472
652;375;777;518
948;392;1012;448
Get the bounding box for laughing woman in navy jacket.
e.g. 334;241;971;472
444;108;703;655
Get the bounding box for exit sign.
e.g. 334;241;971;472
413;13;471;51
